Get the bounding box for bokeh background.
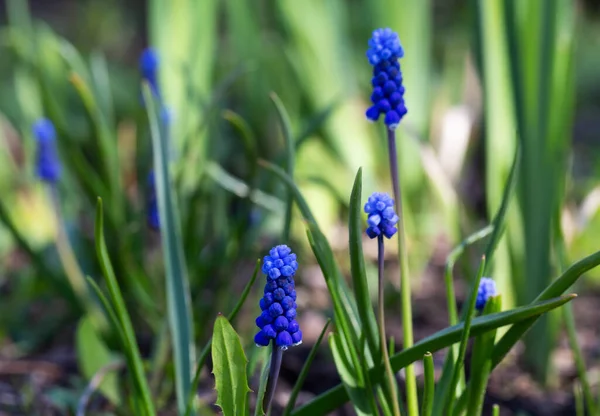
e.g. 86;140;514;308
1;0;600;414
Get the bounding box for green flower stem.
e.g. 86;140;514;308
421;352;434;416
387;128;418;415
378;235;401;416
263;343;283;414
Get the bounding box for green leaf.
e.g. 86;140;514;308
253;354;270;416
292;294;575;416
211;315;251;416
143;84;195;415
95;199;155;415
348;168;379;359
76;315;121;405
421;353;434;416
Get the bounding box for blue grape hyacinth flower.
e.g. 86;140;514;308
476;277;497;311
365;28;407;129
140;47;160;98
255;245;302;350
147;171;160;230
33;118;61;183
364;192;399;239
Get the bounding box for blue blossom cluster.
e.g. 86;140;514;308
255;245;302;350
139;48;160;98
365;28;407;129
476;277;497;311
364;192;399;239
147;171;160;230
33;118;61;183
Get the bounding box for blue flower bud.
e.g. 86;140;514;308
140;48;160;98
476;277;497;311
33;118;61;183
276;331;293;350
364;192;399;239
255;244;301;349
365;28;407;129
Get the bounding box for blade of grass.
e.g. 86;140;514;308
282;319;331;416
144;84;195;415
95;199;155;416
270;92;295;243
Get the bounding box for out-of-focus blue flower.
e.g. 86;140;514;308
147;171;160;230
140;48;160;98
364;192;399;239
365;28;407;130
255;245;302;350
476;277;497;311
33;118;61;182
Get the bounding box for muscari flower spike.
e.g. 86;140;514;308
33;118;61;183
139;47;160;98
255;245;302;350
147;171;160;230
365;28;407;130
364;192;399;239
476;277;497;311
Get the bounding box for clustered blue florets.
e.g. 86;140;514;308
365;28;407;129
255;245;302;350
476;277;497;311
147;171;159;230
139;48;160;98
33;118;61;183
364;192;399;239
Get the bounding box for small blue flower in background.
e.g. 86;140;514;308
365;28;407;129
476;277;497;311
364;192;399;239
255;245;302;350
33;118;61;183
140;48;160;98
147;171;160;230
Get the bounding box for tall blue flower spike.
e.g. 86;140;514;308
33;118;61;183
364;192;399;239
147;171;160;230
139;48;160;98
255;245;302;350
476;277;497;311
365;28;407;130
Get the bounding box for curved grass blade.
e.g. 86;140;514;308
270;92;295;242
186;260;261;416
282;319;331;416
143;84;195;415
212;315;251;416
95;199;155;415
482;142;521;274
291;294;575;416
295;99;339;151
348;168;379;358
254;352;271;416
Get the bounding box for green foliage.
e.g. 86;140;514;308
211;315;251;416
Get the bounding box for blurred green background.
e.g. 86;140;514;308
1;0;600;413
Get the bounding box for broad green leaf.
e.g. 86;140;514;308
76;315;121;405
292;294;575;416
211;315;251;416
144;84;195;415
